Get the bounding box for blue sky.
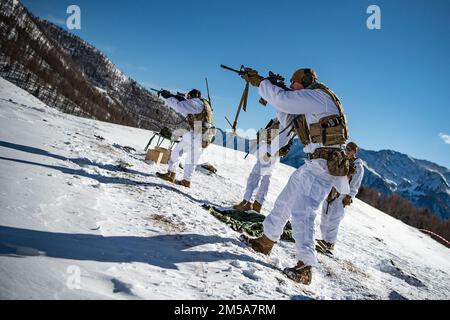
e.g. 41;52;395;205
22;0;450;168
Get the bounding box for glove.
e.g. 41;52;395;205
277;145;290;157
160;90;172;99
342;195;353;207
241;68;263;87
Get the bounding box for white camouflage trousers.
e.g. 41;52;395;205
168;131;203;181
243;157;277;205
263;159;349;267
320;194;346;244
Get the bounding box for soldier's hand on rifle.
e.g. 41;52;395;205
160;90;172;99
241;68;264;87
342;195;353;207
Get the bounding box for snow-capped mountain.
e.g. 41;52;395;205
1;76;449;300
0;0;186;131
281;140;450;220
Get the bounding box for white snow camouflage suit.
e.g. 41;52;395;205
243;127;291;205
165;97;205;182
320;158;364;244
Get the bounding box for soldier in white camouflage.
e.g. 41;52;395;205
240;67;351;285
156;89;214;188
317;142;364;254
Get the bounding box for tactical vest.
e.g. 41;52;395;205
187;98;213;130
293;83;348;146
186;99;215;148
258;119;294;157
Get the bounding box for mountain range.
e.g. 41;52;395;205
280;140;450;220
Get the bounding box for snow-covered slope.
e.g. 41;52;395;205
0;77;449;300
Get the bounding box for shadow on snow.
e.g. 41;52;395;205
0;140;217;207
0;226;273;270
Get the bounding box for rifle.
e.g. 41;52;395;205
220;64;260;132
220;64;289;131
144;127;180;152
260;71;290;105
205;77;212;108
150;88;186;101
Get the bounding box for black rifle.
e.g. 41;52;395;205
220;64;263;132
261;71;290;105
150;88;186;101
220;65;290;131
144;127;180;151
205;77;213;111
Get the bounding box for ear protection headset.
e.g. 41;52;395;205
187;89;201;99
300;69;315;88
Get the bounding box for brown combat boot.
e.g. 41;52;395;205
249;234;276;255
316;239;335;254
156;171;176;183
233;200;253;212
175;179;191;188
252;201;262;213
283;261;312;285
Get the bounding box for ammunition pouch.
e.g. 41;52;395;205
293;115;347;147
291;83;349;147
308;148;351;177
292;115;311;145
310;115;347;146
326;149;351;177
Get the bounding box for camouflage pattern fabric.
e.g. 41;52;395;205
202;205;294;242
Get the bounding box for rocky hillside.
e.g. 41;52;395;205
0;0;185;131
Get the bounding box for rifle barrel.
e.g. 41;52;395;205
220;64;241;74
205;77;212;106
